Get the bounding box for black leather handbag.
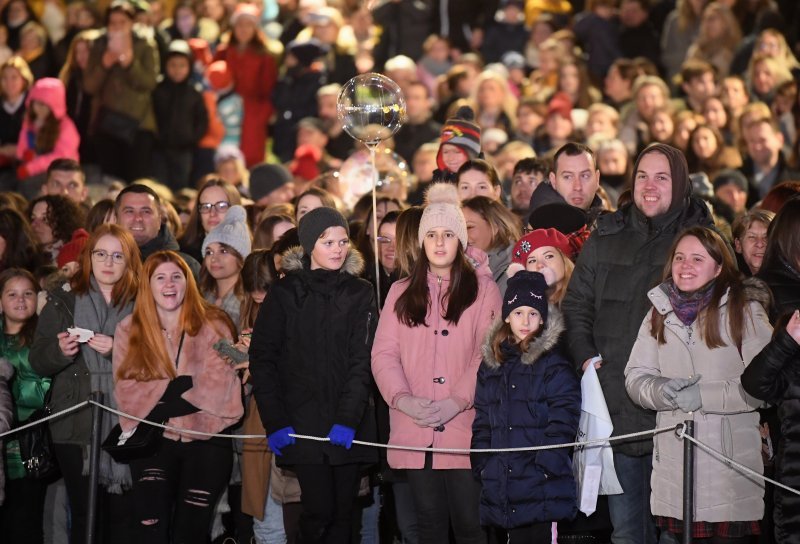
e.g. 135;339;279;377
102;414;165;464
17;405;60;481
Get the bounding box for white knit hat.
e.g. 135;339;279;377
202;205;252;258
418;183;468;249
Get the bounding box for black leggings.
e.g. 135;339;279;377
129;436;232;544
292;462;362;544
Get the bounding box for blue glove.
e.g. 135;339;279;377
327;424;356;449
268;426;296;456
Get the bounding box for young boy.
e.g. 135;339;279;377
152;39;209;190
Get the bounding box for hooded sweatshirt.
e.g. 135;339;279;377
16;78;80;177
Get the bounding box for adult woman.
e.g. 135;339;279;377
471;71;517;136
0;207;43;273
625;226;772;542
555;59;601;110
732;210;774;277
213;3;277;167
199;204;250;329
178;178;241;262
462;196;522;294
508;227;575;307
30;224;142;543
253;213;295;251
702;96;735;147
756;196;800;320
0;269;49;543
28;194;86;265
112;250;243;543
685;123;742;181
371;184;502;544
661;0;708;80
368;210;401;309
748;54;793;106
84;0;159;182
686;3;741;78
0;56;33;189
456;159;503;202
59;29;99;162
249;207;377;543
295;186;336;221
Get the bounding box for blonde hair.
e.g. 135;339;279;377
1;56;34;96
471;70;519;133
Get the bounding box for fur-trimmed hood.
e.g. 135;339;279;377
648;276;773;316
481;303;565;369
280;245;366;276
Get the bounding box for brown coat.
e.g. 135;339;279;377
112;315;244;441
241;394;271;519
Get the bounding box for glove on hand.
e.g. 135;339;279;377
327;424;356;449
660;375;702;412
160;375;193;403
268;426;296;456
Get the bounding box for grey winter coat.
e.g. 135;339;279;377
624;280;773;522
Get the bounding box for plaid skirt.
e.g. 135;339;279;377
656;516;761;538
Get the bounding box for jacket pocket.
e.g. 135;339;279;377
721;416;733;459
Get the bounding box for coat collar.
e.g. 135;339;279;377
281;245;365;276
480;303;565;369
647;277;772;316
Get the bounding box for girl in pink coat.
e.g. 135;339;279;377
372;183;502;544
16;77;79;180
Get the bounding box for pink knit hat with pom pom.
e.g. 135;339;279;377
418;183;468;249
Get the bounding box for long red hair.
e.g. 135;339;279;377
116;251;236;381
72;224;140;307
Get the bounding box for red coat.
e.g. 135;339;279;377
215;44;277;167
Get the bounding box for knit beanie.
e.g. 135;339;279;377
632;143;691;214
418;183;468;249
202;205;251;258
502;270;549;323
206;60;233;91
249;163;293;202
712;169;748;193
57;228;89;269
298;206;349;256
508;228;572;277
436;106;482;172
287;38;329;68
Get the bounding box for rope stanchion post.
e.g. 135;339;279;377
86;392;104;544
681;420;695;544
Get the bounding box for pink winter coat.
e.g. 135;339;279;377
112;315;244;442
371;250;502;469
16;77;80;178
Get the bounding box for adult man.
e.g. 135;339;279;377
115;184;200;276
393;81;441;164
316;84;353;161
679;59;717;114
739;117;798;206
562;143;714;544
43;159;89;207
249;163;295;207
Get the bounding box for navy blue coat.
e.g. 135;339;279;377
471;305;581;529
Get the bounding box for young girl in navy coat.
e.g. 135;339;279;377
472;270;581;543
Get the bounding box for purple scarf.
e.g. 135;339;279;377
666;279;715;327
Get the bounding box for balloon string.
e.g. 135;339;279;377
369;145;381;313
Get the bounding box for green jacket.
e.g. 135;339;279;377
0;321;51;480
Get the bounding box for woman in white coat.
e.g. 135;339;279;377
624;226;773;543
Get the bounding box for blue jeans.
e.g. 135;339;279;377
607;452;657;544
360;486;381;544
252;476;287;544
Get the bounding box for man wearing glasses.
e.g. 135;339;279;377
114;184;201;278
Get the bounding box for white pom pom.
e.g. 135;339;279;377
424;183;460;206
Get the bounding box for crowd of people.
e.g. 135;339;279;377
1;0;800;543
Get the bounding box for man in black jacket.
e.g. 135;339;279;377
115;184;201;278
562;143;715;544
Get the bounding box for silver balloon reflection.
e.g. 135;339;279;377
337;73;406;146
336;148;410;210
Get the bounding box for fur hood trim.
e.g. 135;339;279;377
481;303;565;369
281;245;366;276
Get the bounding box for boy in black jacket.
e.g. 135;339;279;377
152;39;208;190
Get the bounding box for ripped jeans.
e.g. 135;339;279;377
129;435;233;543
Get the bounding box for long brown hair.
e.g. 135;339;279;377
0;268;39;346
239;249;272;330
116;251;236;381
394;206;423;278
650;226;750;349
490;321;542;364
394;245;478;327
71;224;141;307
199;242;245;301
26;107;60;154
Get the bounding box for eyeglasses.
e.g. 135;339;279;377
198;201;231;214
377;236;395;244
92;249;125;265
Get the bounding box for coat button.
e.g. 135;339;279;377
511;384;516;389
433;377;445;384
508;467;512;473
441;329;449;336
434;330;438;335
511;508;516;513
508;426;512;430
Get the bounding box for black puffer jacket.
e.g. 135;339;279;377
249;247;378;466
562;144;715;456
741;328;800;544
757;254;800;322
